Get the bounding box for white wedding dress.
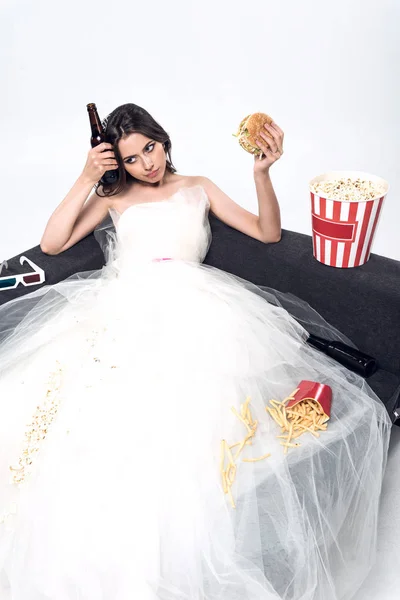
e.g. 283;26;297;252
0;184;391;600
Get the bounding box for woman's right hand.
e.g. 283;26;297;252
81;142;119;184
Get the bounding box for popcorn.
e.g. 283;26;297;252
310;177;386;202
9;360;64;486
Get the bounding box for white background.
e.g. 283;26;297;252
1;1;400;598
1;0;399;263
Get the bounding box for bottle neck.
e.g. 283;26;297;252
307;333;329;352
87;106;104;137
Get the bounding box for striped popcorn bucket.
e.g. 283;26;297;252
309;171;389;268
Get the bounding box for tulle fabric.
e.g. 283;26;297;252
0;185;391;600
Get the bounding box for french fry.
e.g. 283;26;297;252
233;438;247;461
315;423;328;431
282;387;300;404
296;424;320;437
243;453;271;462
221;471;228;494
224;440;235;465
243;396;251;415
231;406;252;434
227;463;237;485
265;406;282;427
246;407;254;426
229;441;241;450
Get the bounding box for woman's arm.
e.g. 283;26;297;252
40;175;109;255
253;171;281;242
252;120;284;241
40;142;118;255
199;120;284;244
198;175;281;243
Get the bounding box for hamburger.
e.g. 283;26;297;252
233;112;274;157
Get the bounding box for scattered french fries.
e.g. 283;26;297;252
265;387;329;454
220;397;270;509
220;387;330;508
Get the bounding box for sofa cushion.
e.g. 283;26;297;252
205;216;400;376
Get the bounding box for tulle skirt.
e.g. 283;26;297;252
0;257;391;600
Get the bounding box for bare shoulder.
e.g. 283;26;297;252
193;175;209;188
193;175;220;204
194;175;217;195
105;185;129;212
192;176;270;242
181;175;199;188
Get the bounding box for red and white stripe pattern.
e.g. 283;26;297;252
310;193;386;268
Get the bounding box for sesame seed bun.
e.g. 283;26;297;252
233;112;274;156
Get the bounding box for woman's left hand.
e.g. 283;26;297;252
253;121;284;176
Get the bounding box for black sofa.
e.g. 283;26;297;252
1;213;399;422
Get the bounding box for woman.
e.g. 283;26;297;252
0;103;390;600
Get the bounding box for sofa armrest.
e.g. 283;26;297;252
0;234;105;307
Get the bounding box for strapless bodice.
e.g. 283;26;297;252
107;185;212;268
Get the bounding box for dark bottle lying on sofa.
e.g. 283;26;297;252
307;334;378;378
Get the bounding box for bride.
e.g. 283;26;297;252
0;103;391;600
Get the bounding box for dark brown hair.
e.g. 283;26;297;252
95;103;177;198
